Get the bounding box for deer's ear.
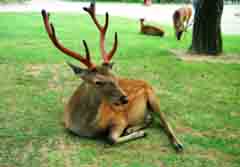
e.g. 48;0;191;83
67;62;90;77
108;62;115;69
102;62;114;69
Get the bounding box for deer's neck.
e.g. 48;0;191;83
69;82;103;131
140;21;144;31
80;82;102;115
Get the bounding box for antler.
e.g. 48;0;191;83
41;9;96;69
83;3;118;64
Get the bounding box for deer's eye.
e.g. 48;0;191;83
95;81;105;86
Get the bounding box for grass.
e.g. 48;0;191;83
0;12;240;167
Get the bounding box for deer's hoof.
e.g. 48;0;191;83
108;140;117;146
174;143;184;152
142;131;148;138
137;130;147;138
125;128;134;135
108;137;117;146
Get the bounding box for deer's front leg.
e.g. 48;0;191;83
108;123;146;145
147;90;184;152
183;21;188;32
184;17;192;32
125;113;153;135
125;125;147;135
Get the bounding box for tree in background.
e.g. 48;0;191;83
189;0;224;55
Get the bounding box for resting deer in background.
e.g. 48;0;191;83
173;7;192;40
140;18;165;37
41;2;183;152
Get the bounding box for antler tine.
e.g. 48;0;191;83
83;3;118;64
106;32;118;62
83;3;109;33
103;12;109;34
41;9;96;69
82;40;90;62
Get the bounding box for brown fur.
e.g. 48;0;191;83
64;65;183;151
173;7;192;40
140;18;165;37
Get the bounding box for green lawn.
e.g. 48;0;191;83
0;13;240;167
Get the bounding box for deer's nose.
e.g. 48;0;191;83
120;95;128;104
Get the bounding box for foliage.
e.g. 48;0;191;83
0;13;240;167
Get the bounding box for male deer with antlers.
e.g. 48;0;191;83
41;2;183;152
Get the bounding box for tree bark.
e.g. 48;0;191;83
189;0;224;55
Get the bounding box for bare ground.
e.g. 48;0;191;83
170;49;240;64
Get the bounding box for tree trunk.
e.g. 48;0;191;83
189;0;224;55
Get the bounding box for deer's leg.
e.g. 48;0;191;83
108;123;146;145
125;113;153;135
185;20;190;32
147;89;183;152
125;125;147;135
184;16;192;32
183;20;188;32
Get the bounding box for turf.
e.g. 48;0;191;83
0;13;240;167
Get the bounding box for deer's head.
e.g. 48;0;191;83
140;18;145;24
173;11;184;40
41;3;128;105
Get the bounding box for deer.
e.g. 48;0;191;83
173;6;192;40
41;2;183;152
140;18;165;37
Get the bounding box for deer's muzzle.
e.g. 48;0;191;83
120;95;128;104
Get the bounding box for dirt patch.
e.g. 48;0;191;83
40;137;74;167
25;64;67;91
235;13;240;17
176;124;240;140
230;111;240;117
170;49;240;64
48;64;62;91
176;125;207;137
25;64;46;77
176;126;193;134
187;146;236;162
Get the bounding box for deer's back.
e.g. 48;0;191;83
178;7;192;21
141;25;164;36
